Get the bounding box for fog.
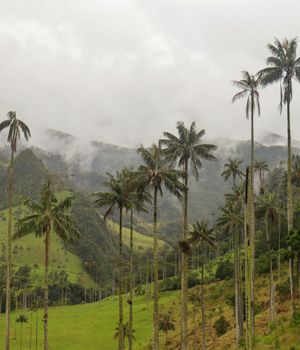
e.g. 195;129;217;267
0;0;299;147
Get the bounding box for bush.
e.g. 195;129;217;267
215;259;234;280
213;315;230;336
159;277;180;291
135;284;145;295
276;280;290;303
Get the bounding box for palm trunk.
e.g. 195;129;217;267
265;219;275;322
35;310;38;350
128;208;133;350
5;151;14;350
30;312;33;350
44;226;50;350
201;244;206;350
297;252;300;302
181;160;188;350
238;229;244;339
250;94;255;342
286;98;295;318
20;323;23;350
193;311;197;350
278;218;281;282
153;187;159;350
118;207;124;350
234;225;243;343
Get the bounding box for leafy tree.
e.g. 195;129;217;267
259;37;300;317
158;312;175;346
189;221;215;350
13;180;79;350
94;170;136;350
160;121;216;350
0;111;31;350
136;144;184;350
221;158;244;188
232;71;261;345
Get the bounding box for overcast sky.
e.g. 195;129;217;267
0;0;300;147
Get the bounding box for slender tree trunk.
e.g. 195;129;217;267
30;312;33;350
201;246;206;350
118;207;124;350
153;188;159;350
234;225;243;343
20;323;23;350
278;218;281;283
5;151;14;350
193;311;197;350
250;95;255;342
35;311;38;350
265;219;275;323
44;227;50;350
297;252;300;302
128;209;133;350
286;98;295;318
181;160;189;350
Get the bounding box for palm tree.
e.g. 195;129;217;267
254;160;270;195
16;314;28;350
114;322;136;348
94;170;136;350
158;312;175;346
189;221;215;350
217;188;244;343
160;121;216;350
232;71;261;343
221;158;244;188
0;111;31;350
256;193;283;323
291;154;300;187
259;37;300;317
13;180;79;350
136;144;184;350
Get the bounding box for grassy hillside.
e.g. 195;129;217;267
106;219;166;251
0;206;96;288
0;263;299;349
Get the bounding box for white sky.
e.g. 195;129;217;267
0;0;300;147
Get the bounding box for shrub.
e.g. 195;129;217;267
215;259;234;280
213;315;230;336
276;280;290;303
135;284;145;295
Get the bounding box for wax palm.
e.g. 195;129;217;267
232;71;261;344
0;111;31;350
189;221;215;350
254;160;270;195
136;143;184;350
189;288;202;350
16;314;28;350
158;312;175;346
13;180;78;350
218;197;244;342
221;158;244;187
121;168;151;350
256;193;283;322
114;322;136;347
160;121;216;350
259;38;300;317
291;155;300;187
94;169;136;350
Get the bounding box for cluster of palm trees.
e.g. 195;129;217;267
95;122;217;350
229;36;300;349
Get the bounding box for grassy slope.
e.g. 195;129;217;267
1;264;299;349
106;219;166;251
0;206;96;288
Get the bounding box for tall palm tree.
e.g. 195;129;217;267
114;322;136;348
221;158;244;188
160;121;216;350
189;288;202;350
158;312;175;346
217;188;244;343
189;221;215;350
259;37;300;317
257;193;283;323
232;71;261;343
254;160;270;195
136;144;184;350
13;180;79;350
291;154;300;187
0;111;31;350
94;170;136;350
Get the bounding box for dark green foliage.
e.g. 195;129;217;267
213;315;230;336
159;277;180;292
215;259;234;280
276;280;290;303
134;284;145;296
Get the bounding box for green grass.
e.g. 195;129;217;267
0;291;178;350
106;219;166;251
0;206;96;288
